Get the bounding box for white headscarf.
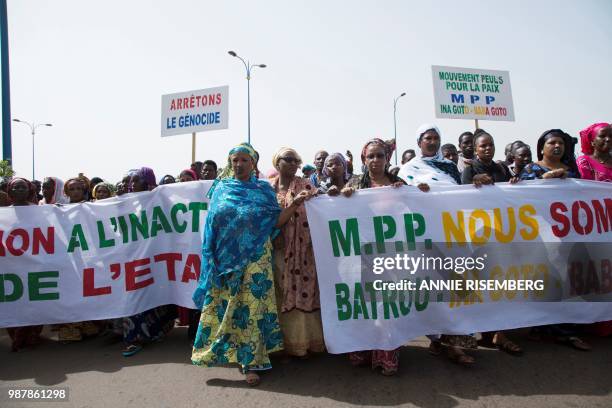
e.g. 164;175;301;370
39;177;69;204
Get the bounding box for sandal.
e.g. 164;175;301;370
122;344;143;357
495;339;523;356
559;336;591;351
447;346;475;366
245;372;260;386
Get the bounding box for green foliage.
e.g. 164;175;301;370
0;160;15;179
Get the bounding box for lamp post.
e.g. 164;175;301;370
393;92;406;165
12;119;52;180
228;50;266;145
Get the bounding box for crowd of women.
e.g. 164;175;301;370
2;121;611;386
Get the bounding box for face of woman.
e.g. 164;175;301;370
95;186;111;200
475;134;495;162
131;175;146;192
231;152;255;181
593;126;612;154
277;152;299;178
161;175;175;185
325;157;344;180
419;130;441;157
314;152;328;172
179;172;195;182
513;146;532;168
459;135;474;157
542;135;565;160
10;180;30;204
66;181;85;202
42;179;55;201
365;145;388;176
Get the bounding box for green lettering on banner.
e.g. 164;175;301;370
364;282;378;319
28;271;59;301
189;202;208;232
171;203;188;233
0;274;24;302
335;283;352;321
67;224;89;252
129;212;150;241
96;221;115;248
329;218;361;257
150;206;172;237
373;216;396;253
415;277;430;311
382;289;399;319
398;290;412;316
353;283;369;320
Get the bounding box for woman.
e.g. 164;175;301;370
520;129;580;180
509;144;532;177
398;125;478;365
192;143;311;386
64;178;89;203
122;167;177;356
340;139;405;375
179;169;198;182
461;129;517;187
6;178;44;351
317;153;356;195
269;147;324;359
460;130;523;355
91;182;114;200
40;177;68;204
576;122;612;182
159;175;176;185
577;123;612;337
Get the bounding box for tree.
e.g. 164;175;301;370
0;160;15;179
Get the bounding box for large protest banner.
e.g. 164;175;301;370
432;65;515;121
305;180;612;353
0;181;211;328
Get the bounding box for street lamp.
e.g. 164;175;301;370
393;92;406;165
228;50;266;145
12;119;52;180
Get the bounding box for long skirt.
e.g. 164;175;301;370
7;326;43;351
273;250;325;356
191;242;283;372
349;349;400;373
123;306;177;345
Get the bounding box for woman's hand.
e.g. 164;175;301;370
292;190;311;207
472;174;493;188
543;168;567;179
509;176;521;184
341;187;355;197
417;183;430;192
392;181;404;189
327;185;340;196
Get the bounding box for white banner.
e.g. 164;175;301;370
432;65;515;121
0;181;211;327
305;180;612;353
161;86;229;137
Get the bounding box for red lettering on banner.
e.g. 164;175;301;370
125;258;154;291
6;229;29;256
550;202;570;238
572;201;594;235
154;252;182;281
32;227;55;255
181;254;200;283
83;268;112;297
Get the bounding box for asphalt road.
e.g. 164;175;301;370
1;327;611;408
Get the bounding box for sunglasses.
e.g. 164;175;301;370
280;157;300;164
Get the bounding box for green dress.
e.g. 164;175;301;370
191;241;283;371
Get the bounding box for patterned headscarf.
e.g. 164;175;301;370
322;152;350;182
7;177;36;204
579;122;610;155
180;169;198;181
360;138;394;164
272;147;303;170
216;142;258;180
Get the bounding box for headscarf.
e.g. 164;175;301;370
180;169;198;181
579;122;610;155
216;142;258;180
92;182;115;199
302;164;315;173
193;143;281;309
40;177;69;204
321;152;350;182
159;174;176;185
398;124;461;185
134;167;157;191
272;147;303;170
64;177;88;197
7;177;36;204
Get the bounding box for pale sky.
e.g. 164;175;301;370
3;0;612;182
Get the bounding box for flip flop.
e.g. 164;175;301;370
122;344;143;357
